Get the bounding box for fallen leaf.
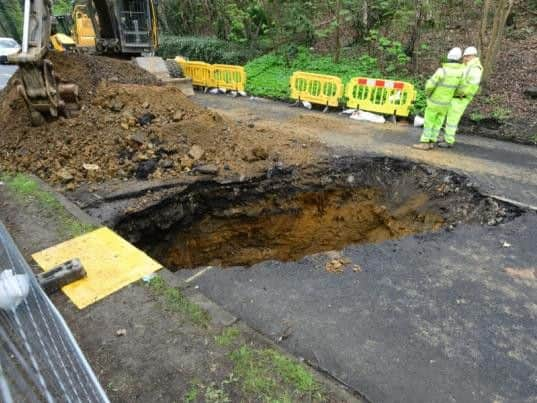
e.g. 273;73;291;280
504;267;536;280
83;163;100;171
325;258;348;273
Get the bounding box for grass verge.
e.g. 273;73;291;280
148;275;210;327
0;172;97;238
215;326;241;347
230;345;324;402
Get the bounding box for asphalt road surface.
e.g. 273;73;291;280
0;64;17;90
173;94;537;403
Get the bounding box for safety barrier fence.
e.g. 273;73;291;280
176;58;216;88
345;77;416;117
213;64;246;92
176;57;415;116
175;58;246;92
290;71;343;108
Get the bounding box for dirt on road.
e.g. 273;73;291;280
0;53;320;189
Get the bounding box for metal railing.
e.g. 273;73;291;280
0;221;109;403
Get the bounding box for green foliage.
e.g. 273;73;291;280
148;275;210;327
245;47;426;114
203;375;236;403
52;0;72;16
215;326;241;347
157;35;254;64
230;345;323;401
470;111;484;122
184;383;199;403
0;0;23;41
245;47;381;99
365;30;410;75
491;106;511;121
0;173;97;238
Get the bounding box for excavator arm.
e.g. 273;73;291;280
9;0;79;125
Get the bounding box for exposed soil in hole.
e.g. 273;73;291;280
110;157;522;270
162;189;445;267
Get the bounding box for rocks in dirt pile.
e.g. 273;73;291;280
252;146;269;160
524;87;537;99
108;99;124;112
325;257;351;273
57;168;74;183
193;164;219;175
188;145;205;161
243;146;269;162
180;156;194;170
137;112;156;126
136;159;158;179
173;110;184;122
159;159;174;169
129;131;146;145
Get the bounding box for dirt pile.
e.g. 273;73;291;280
48;52;160;98
0;53;319;189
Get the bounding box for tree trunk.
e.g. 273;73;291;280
478;0;514;83
334;0;342;63
406;1;424;73
157;1;170;34
478;0;491;56
362;0;368;31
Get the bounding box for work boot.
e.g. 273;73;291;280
412;142;435;150
437;142;454;148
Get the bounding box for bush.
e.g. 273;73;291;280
157;35;255;65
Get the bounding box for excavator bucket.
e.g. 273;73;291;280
14;58;79;126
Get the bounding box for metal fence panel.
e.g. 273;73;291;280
0;221;109;403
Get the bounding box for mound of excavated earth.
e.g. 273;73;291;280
0;53;319;189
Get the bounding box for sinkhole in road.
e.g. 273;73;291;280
120;157;519;270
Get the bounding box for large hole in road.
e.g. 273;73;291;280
114;157;520;270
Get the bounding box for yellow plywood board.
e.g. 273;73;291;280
32;227;162;309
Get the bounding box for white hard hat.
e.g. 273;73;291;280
447;47;462;61
463;46;478;56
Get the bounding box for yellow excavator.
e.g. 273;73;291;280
71;4;97;48
50;4;97;51
8;0;159;125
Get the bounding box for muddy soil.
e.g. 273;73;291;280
105;156;520;270
161;188;445;268
0;53;320;189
